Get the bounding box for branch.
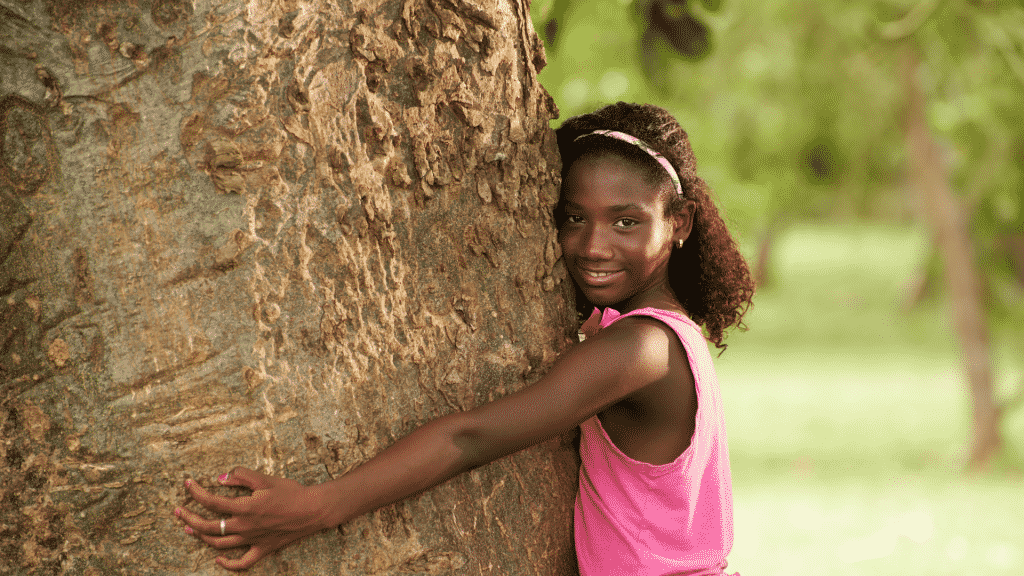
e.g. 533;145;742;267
877;0;944;41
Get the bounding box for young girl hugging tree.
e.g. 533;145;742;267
175;102;755;576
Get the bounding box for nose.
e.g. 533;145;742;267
579;223;613;261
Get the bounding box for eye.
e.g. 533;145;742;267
565;214;585;224
614;218;639;228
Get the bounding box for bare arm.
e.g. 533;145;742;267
177;317;673;570
177;412;480;570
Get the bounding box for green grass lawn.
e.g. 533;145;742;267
715;222;1024;576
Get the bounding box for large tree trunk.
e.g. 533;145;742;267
902;51;1001;469
0;0;579;574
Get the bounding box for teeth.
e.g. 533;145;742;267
585;271;615;278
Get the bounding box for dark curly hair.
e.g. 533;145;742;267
555;102;754;350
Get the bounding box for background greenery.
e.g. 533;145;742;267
719;223;1022;575
531;0;1024;574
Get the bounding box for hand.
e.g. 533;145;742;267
175;467;334;571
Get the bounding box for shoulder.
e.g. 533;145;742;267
601;312;683;346
586;315;685;371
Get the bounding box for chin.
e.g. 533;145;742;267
578;288;625;310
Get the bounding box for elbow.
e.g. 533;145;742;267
446;411;527;471
444;412;491;471
452;427;488;471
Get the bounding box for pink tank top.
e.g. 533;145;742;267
574;307;737;576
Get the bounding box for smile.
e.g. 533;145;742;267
579;268;624;284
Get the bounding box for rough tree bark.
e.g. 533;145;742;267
902;51;1002;469
0;0;580;574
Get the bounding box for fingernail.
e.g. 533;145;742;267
218;473;229;483
184;479;191;487
185;526;193;535
174;508;181;517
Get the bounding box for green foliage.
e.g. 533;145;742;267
536;0;1023;210
536;0;912;233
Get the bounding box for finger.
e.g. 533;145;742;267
219;466;268;490
177;506;224;536
217;545;265;572
185;479;244;515
197;533;248;550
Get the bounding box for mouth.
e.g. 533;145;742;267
578;267;624;286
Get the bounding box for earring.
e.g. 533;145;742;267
675;239;684;248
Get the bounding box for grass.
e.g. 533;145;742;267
715;221;1024;576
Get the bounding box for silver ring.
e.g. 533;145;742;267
220;518;226;536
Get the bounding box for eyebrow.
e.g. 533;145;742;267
609;203;643;212
564;201;644;212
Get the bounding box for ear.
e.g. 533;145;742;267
672;199;696;245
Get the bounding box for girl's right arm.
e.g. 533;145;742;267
177;316;675;571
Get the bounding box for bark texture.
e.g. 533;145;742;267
0;0;579;574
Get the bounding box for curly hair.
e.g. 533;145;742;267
555;102;754;350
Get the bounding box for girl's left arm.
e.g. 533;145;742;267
176;318;666;571
176;410;491;571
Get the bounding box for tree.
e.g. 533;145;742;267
901;49;1002;468
883;0;1024;469
0;0;580;573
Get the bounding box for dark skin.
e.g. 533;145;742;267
559;153;698;464
175;152;699;570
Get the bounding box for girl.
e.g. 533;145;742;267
175;102;754;575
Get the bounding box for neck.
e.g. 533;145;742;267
612;282;687;317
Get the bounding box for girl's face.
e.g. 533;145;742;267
558;154;692;312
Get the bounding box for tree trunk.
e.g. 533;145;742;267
0;0;579;574
901;51;1001;469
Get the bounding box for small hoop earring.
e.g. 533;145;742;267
675;239;684;248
